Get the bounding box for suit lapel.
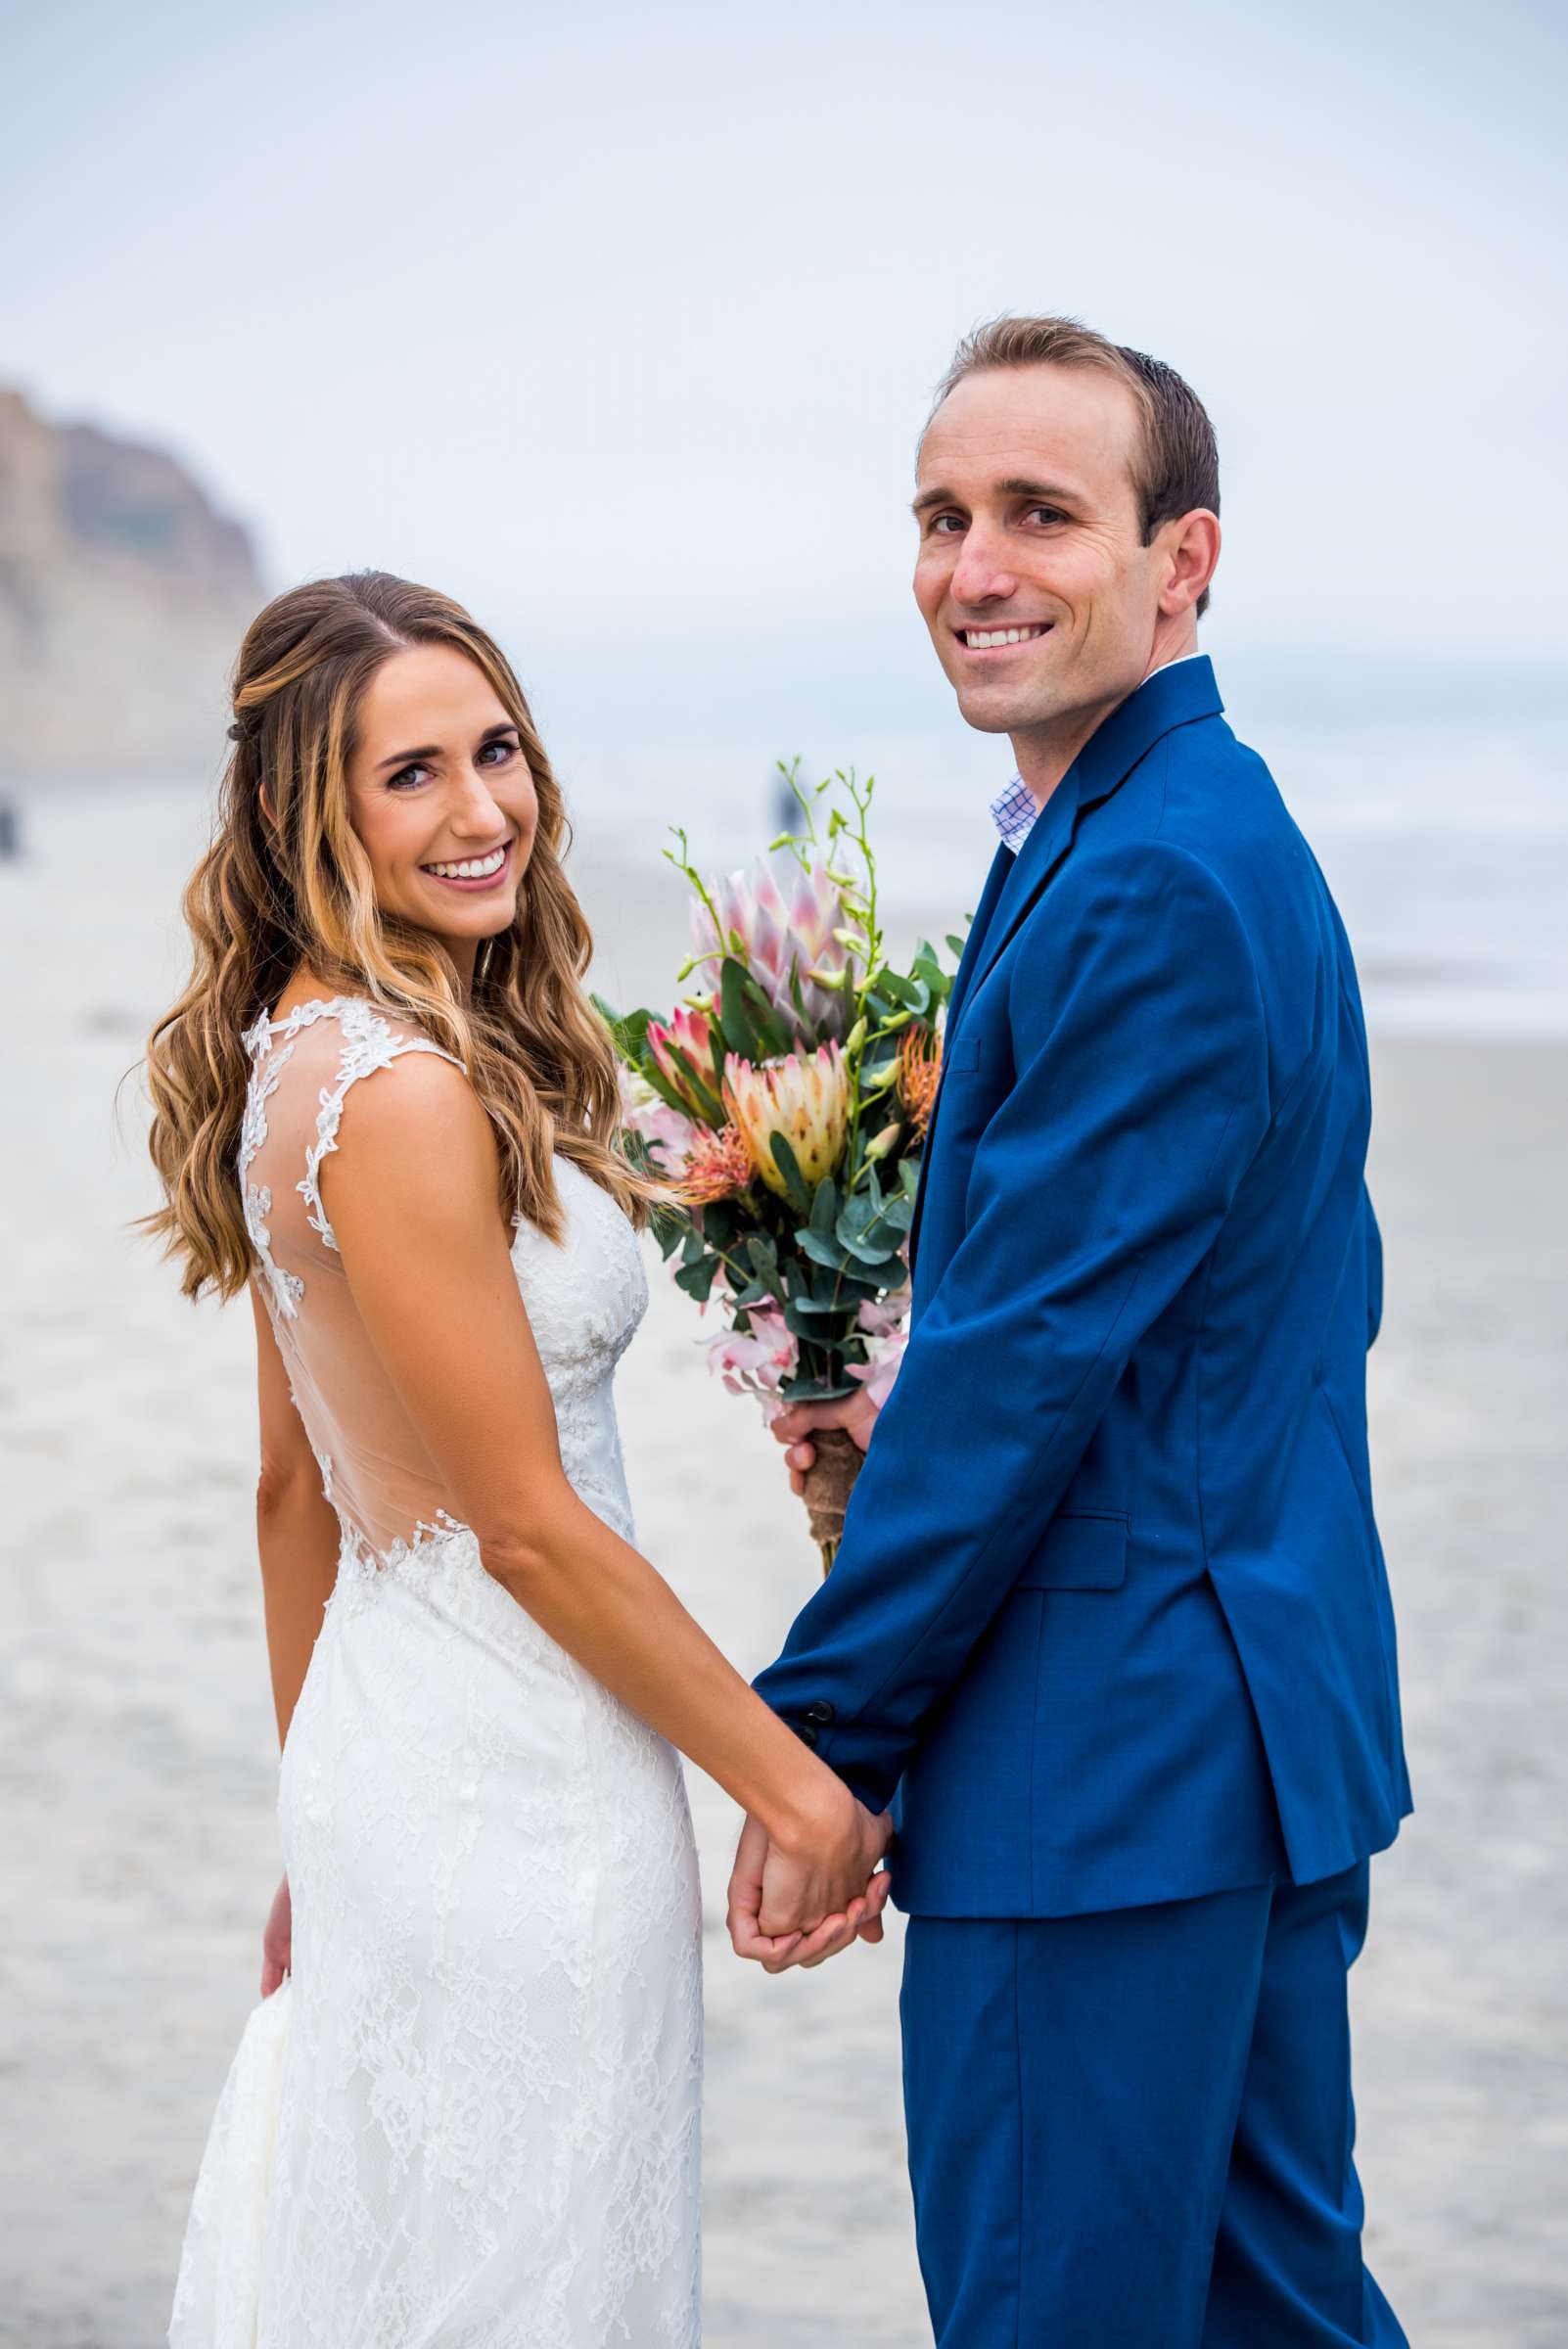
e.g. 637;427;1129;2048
906;658;1225;1286
955;773;1084;1022
959;657;1225;1013
908;844;1012;1275
943;843;1013;1042
906;794;1081;1280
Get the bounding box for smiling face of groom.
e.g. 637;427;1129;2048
912;360;1219;774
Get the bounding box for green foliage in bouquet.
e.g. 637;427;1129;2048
595;762;960;1408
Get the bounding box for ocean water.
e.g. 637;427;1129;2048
559;700;1568;1041
7;702;1565;1043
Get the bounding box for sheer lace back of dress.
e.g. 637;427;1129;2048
239;994;650;1566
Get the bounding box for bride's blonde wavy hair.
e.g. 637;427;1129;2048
145;570;660;1302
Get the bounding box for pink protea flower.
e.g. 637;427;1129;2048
647;1002;723;1119
724;1041;850;1197
690;856;854;1038
707;1304;800;1424
677;1124;756;1207
618;1066;696;1176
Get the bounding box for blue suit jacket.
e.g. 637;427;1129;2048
755;658;1411;1916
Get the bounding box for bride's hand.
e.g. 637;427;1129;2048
728;1792;893;1971
260;1872;292;1998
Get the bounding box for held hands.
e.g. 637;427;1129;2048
770;1387;879;1500
727;1790;893;1973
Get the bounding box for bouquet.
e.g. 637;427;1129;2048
597;763;959;1575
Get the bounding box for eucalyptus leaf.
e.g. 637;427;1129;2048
673;1256;721;1303
701;1200;739;1253
842;1236;903;1269
795;1229;850;1272
781;1297;828;1343
837;1194;876;1243
746;1233;780;1286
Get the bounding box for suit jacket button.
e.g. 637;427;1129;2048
803;1700;836;1727
796;1722;820;1749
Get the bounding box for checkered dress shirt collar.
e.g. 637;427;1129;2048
988;772;1038;855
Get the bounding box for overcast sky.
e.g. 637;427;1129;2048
5;0;1565;826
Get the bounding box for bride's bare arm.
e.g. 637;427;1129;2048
320;1054;889;1934
251;1283;340;1749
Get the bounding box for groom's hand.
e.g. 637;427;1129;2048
771;1388;879;1498
727;1809;893;1972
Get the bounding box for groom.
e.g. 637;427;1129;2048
729;317;1410;2345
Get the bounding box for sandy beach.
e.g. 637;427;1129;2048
2;779;1564;2347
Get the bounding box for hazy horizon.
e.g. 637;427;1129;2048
7;1;1565;679
6;0;1566;1000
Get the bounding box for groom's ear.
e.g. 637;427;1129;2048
1156;508;1222;618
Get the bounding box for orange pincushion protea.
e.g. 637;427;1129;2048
898;1025;943;1137
677;1123;757;1206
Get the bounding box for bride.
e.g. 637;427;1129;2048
144;571;891;2347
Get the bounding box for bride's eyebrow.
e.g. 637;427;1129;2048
376;742;441;771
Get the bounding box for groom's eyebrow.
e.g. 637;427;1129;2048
910;477;1080;517
994;476;1079;505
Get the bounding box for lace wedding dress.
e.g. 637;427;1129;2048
169;997;703;2348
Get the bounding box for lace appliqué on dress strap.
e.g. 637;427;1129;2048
295;998;463;1255
240;997;463;1292
239;1011;304;1322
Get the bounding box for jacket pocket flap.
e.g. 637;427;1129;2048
1014;1513;1129;1591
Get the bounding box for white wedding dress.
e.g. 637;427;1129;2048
169;996;703;2348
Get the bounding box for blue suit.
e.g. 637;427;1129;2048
756;659;1409;2344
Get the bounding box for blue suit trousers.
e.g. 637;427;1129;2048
900;1865;1407;2346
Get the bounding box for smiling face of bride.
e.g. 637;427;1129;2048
144;572;664;1307
346;643;541;990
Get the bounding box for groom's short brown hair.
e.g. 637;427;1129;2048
931;316;1221;617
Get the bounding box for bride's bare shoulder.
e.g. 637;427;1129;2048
333;1036;484;1157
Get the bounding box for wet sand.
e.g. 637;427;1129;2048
1;789;1564;2345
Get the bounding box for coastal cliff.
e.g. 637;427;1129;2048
0;387;264;775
